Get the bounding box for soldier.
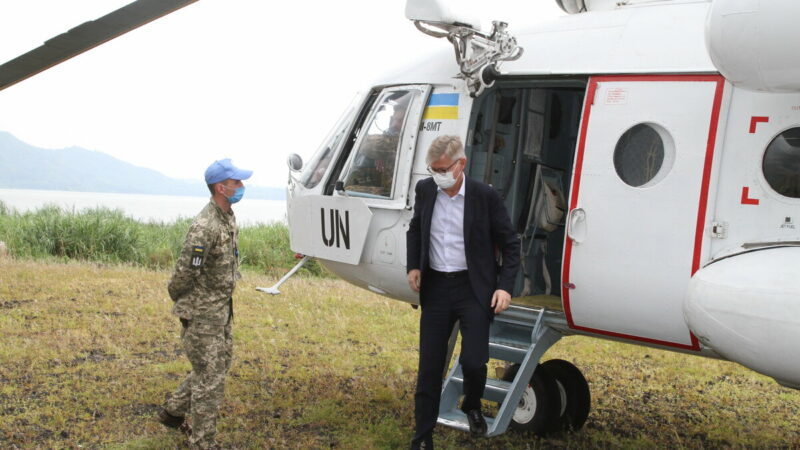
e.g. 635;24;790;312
156;158;252;450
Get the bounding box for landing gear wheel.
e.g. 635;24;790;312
501;363;562;435
541;359;591;432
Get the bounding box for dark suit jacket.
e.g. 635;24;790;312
406;176;520;312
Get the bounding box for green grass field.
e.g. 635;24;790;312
2;258;800;449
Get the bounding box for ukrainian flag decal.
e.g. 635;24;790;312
423;93;459;120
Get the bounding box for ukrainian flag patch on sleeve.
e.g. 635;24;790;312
190;246;205;267
423;93;459;120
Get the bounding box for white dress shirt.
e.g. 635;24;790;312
429;177;468;272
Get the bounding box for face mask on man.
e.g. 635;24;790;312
432;171;458;190
429;159;461;190
222;185;245;203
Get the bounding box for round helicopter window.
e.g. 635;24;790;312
613;123;673;188
763;127;800;199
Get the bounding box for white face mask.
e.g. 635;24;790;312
432;170;458;189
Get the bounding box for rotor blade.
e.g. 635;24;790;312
0;0;198;92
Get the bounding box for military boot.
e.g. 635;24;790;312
156;408;184;429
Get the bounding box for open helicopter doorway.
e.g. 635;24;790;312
464;81;586;308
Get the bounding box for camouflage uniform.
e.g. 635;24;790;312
164;199;240;449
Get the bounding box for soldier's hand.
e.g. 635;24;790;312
491;289;511;314
407;269;421;293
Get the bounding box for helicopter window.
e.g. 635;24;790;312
300;146;334;189
613;123;674;188
300;96;362;189
341;90;415;198
763;127;800;198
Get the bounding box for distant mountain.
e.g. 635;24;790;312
0;131;284;200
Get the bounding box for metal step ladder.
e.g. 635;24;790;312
436;305;562;436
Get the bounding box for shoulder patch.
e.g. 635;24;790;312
190;246;205;267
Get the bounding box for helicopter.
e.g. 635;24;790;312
273;0;800;437
3;0;800;440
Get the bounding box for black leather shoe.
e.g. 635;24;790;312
465;409;487;435
410;435;433;449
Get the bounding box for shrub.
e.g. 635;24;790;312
239;223;326;277
0;205;325;276
10;205;143;263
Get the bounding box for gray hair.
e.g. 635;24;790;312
426;135;465;165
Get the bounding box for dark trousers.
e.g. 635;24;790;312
413;270;491;442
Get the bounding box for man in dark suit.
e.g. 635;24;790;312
406;135;520;449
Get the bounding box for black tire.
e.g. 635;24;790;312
540;359;591;432
501;363;562;436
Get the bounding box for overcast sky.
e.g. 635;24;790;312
0;0;563;188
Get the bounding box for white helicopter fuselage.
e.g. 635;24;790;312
286;0;800;390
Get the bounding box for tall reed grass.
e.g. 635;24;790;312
0;200;324;276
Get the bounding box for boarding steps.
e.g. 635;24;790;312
436;305;562;436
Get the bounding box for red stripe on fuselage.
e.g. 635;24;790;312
561;81;598;328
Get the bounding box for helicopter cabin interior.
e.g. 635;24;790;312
464;81;586;305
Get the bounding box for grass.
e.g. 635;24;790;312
2;259;800;449
0;201;325;276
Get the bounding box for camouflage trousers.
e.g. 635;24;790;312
165;320;233;449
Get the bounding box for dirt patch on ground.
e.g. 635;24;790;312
47;349;119;368
120;402;160;417
0;299;34;309
72;349;118;365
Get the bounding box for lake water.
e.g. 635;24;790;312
0;189;287;226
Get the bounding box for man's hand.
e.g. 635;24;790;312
491;289;511;314
407;269;421;293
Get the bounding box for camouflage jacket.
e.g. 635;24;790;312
168;200;241;325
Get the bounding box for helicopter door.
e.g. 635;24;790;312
564;75;725;349
336;85;430;206
289;85;431;266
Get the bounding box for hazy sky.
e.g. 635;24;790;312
0;1;563;188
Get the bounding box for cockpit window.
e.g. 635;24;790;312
341;90;416;199
763;127;800;198
300;96;362;189
300;146;334;189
